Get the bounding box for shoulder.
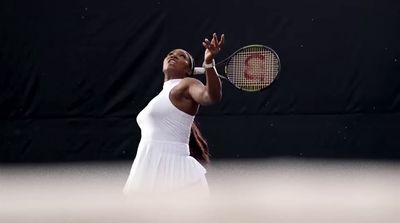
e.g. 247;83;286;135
170;77;203;95
178;77;204;88
172;77;205;99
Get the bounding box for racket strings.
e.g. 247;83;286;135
226;46;279;91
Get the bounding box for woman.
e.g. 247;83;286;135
123;33;225;195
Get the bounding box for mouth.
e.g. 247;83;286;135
168;59;176;64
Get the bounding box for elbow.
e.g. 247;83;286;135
200;89;222;106
215;91;223;102
208;91;223;105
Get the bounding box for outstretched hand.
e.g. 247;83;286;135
202;33;225;63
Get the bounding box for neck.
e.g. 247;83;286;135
164;74;185;82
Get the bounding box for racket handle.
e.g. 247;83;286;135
193;67;226;79
193;67;205;75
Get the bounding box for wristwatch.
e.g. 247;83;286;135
203;59;215;69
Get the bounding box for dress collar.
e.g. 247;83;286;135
163;78;182;88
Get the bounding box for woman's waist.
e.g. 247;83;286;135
140;132;190;144
140;138;189;145
139;138;190;155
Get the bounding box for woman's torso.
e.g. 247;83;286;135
137;79;195;144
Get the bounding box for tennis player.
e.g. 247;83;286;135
124;33;225;195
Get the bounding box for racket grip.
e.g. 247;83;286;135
193;67;205;75
193;67;226;79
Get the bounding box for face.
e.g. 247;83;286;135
163;49;192;77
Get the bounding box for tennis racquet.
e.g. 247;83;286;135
194;44;281;92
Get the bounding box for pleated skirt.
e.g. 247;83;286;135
123;139;208;194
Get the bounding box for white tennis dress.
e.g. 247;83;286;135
123;78;208;194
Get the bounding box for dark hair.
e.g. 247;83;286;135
189;120;209;164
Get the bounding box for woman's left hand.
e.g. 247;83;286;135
203;33;225;64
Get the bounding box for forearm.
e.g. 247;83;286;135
201;33;224;103
204;65;222;103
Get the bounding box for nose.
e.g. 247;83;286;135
169;52;178;59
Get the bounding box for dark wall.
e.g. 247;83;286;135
1;0;399;162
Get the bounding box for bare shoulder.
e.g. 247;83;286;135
173;77;205;100
171;77;203;97
179;77;204;88
171;77;204;100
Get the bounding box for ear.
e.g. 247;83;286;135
186;65;193;77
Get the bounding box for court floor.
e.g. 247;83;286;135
1;159;399;223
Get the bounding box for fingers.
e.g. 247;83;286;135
212;33;218;47
204;38;211;46
219;34;225;47
203;38;211;49
202;41;209;49
202;33;225;55
203;33;224;48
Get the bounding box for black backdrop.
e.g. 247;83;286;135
1;0;400;162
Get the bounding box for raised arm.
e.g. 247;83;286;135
188;33;225;106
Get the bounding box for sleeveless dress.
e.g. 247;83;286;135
123;79;208;194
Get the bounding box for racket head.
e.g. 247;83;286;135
224;45;281;92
